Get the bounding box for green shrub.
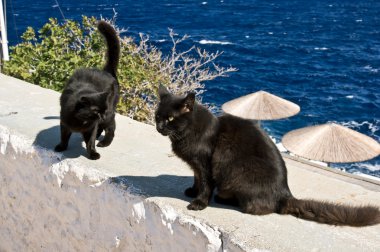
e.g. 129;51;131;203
3;16;236;123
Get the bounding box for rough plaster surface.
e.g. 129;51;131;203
1;74;380;252
0;126;225;251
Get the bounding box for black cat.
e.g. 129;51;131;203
155;85;380;226
55;21;120;160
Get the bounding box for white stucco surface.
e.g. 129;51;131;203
1;73;380;251
0;126;229;251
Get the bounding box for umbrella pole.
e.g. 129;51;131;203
0;0;9;61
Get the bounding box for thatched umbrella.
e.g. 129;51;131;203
221;90;300;120
282;123;380;163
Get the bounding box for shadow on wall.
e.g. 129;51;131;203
33;116;87;159
109;175;240;212
33;117;239;213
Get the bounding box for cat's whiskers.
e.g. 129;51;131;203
168;130;182;141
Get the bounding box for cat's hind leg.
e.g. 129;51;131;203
239;195;276;215
55;122;72;152
214;190;239;206
97;117;115;147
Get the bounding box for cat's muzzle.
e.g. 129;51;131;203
156;125;169;136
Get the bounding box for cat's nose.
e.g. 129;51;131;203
156;122;166;134
156;123;163;132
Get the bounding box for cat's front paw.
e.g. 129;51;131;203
54;143;67;152
187;199;207;211
184;187;198;198
89;152;101;160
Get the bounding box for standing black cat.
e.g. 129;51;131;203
55;21;120;160
155;85;380;226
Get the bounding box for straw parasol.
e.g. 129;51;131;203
282;123;380;163
221;90;300;120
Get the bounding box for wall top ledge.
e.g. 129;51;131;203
1;73;379;251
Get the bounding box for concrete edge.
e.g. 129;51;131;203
282;153;380;187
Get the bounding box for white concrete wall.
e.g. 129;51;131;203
0;125;230;252
1;74;380;252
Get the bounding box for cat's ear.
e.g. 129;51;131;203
158;84;170;99
182;93;196;113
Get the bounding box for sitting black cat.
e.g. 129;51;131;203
155;85;380;226
55;21;120;160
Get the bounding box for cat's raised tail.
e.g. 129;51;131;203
97;21;120;79
279;197;380;226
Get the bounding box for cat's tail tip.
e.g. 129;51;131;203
97;20;114;33
279;197;380;227
97;20;120;78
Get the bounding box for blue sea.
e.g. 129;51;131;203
5;0;380;178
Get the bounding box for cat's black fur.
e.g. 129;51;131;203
155;85;380;226
55;21;120;160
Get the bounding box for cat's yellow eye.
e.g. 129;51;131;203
168;116;174;122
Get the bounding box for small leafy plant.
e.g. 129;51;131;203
3;16;236;123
